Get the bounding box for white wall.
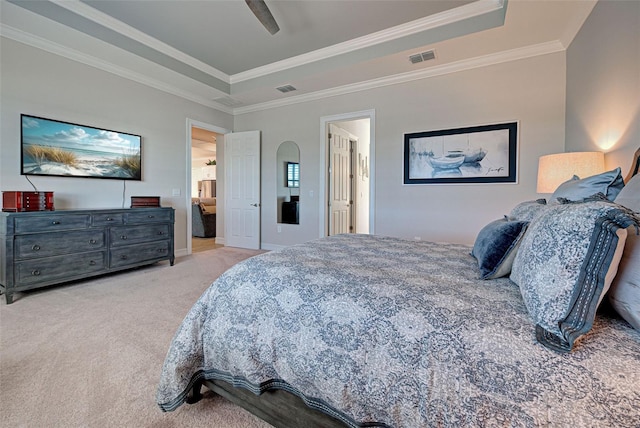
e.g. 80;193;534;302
565;0;640;171
0;38;233;254
236;52;567;245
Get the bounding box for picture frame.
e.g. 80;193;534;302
21;114;142;181
404;122;518;184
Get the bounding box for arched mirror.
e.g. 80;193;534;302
277;141;300;224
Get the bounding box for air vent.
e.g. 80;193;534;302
276;84;297;93
409;49;436;64
212;96;243;107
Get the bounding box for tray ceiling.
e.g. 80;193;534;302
1;0;597;113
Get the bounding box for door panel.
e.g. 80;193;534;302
225;130;261;249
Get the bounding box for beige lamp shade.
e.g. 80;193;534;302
537;151;605;193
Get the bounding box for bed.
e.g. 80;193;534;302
157;148;640;427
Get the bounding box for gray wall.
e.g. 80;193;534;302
565;0;640;171
0;38;233;254
236;53;567;246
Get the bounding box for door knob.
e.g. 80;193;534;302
250;203;259;207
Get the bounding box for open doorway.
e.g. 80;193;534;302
320;110;375;238
186;119;230;254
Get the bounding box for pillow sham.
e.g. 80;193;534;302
614;173;640;212
471;218;529;280
550;167;625;203
510;200;635;353
508;199;547;222
608;230;640;330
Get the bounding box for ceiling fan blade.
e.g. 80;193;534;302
245;0;280;35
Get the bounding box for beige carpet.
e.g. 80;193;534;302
0;247;272;428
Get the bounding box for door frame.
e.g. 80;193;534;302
186;118;231;255
319;109;376;238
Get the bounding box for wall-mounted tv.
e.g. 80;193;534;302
21;114;142;180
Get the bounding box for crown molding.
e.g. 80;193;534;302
0;24;234;115
2;19;563;118
37;0;506;87
230;0;505;83
50;0;230;84
233;40;565;115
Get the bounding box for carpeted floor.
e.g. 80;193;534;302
0;247;272;428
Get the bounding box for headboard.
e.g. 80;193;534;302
625;147;640;183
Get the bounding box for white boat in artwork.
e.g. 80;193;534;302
448;147;487;163
428;152;465;169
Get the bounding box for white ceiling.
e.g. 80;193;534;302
1;0;597;113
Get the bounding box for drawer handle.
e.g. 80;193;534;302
120;255;128;260
120;235;128;240
157;231;164;235
89;260;96;266
32;244;41;251
106;217;113;221
51;221;61;225
31;270;41;276
147;215;155;219
157;249;165;253
89;239;97;244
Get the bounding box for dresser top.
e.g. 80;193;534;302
1;207;174;217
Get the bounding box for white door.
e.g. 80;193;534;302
224;131;261;249
329;124;352;235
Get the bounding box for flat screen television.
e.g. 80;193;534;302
21;114;142;180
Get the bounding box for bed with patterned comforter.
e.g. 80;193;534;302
157;233;640;427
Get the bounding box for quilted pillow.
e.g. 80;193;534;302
471;218;529;279
508;199;547;222
510;200;635;352
550;167;625;203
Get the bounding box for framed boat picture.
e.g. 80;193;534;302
403;122;518;184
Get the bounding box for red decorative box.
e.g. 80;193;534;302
2;191;55;212
130;196;160;208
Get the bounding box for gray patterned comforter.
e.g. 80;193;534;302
157;234;640;427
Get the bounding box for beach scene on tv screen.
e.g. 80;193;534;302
21;115;141;180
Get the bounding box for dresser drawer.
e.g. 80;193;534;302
15;230;106;259
92;212;124;227
126;210;172;224
14;214;90;233
110;240;170;268
110;224;171;247
15;251;107;286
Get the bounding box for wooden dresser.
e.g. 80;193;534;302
0;207;174;304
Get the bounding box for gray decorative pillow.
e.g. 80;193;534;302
608;230;640;330
614;173;640;212
510;200;635;352
508;199;547;222
550;167;625;203
471;218;529;279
